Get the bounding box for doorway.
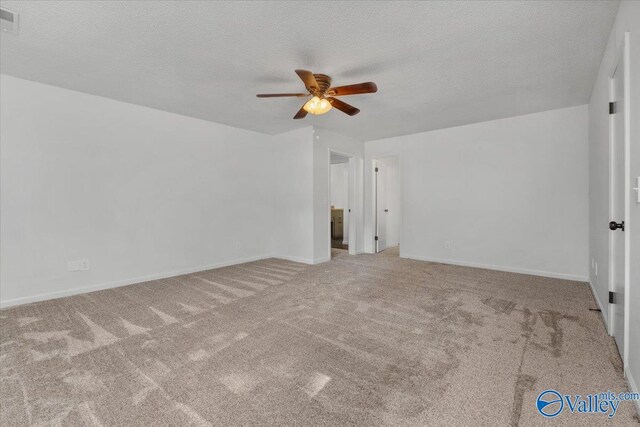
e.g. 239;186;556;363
329;151;355;258
608;32;630;364
374;156;400;254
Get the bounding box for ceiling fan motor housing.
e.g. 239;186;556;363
313;74;332;95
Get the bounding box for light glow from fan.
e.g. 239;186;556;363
303;96;332;115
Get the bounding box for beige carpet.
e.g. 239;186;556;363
1;248;638;426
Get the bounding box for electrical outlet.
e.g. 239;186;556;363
591;258;595;269
444;240;452;250
68;259;89;272
595;262;598;277
235;241;241;250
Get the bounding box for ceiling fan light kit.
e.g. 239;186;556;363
256;69;377;119
303;96;332;115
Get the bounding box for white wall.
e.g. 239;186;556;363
271;127;365;263
271;127;315;263
330;162;349;243
270;126;365;263
365;105;589;281
313;127;365;262
0;75;276;306
0;75;368;306
588;0;640;408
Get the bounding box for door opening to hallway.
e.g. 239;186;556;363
330;152;351;256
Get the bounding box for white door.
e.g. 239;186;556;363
385;158;400;247
375;162;387;252
610;61;626;355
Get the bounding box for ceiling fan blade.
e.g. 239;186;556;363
256;93;308;98
327;97;360;116
327;82;377;96
295;69;319;92
293;105;308;120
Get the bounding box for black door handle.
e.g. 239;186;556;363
609;221;625;231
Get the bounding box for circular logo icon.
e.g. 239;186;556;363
537;389;564;418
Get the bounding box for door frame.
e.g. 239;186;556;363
328;149;357;257
607;31;631;366
372;155;402;254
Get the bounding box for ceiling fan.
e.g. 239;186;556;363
256;70;377;119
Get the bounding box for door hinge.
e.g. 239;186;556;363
374;235;379;241
609;291;615;304
375;167;379;173
609;102;616;114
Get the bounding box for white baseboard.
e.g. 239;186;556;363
402;254;589;282
0;254;274;309
1;251;590;308
588;280;609;332
625;366;640;417
268;254;329;265
271;254;315;265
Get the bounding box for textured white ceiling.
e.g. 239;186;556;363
0;1;618;141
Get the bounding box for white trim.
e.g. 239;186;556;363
0;254;275;309
622;30;631;371
402;254;589;282
625;366;640;417
589;280;609;329
273;254;315;265
312;257;331;265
